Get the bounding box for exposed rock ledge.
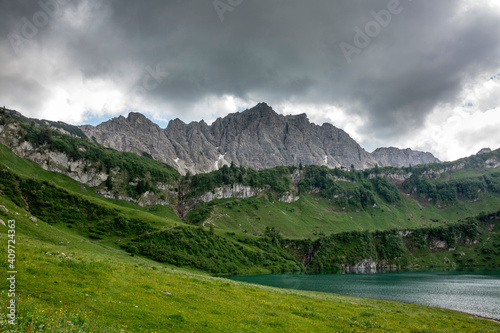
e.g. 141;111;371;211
342;258;401;272
197;183;299;203
96;189;171;207
198;183;260;202
0;123;107;187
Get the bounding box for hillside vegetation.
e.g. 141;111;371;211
1;113;500;330
185;152;500;239
0;140;499;275
2;109;500;239
1;184;499;332
0;110;179;204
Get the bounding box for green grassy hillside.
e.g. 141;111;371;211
190;192;500;239
185;158;500;239
1;198;499;332
1;140;498;277
0;143;301;275
0;144;180;233
0;132;499;272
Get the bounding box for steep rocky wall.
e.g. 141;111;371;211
0;122;107;187
372;147;440;167
197;183;260;202
193;183;300;203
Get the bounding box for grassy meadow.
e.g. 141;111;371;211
197;191;500;239
1;211;500;332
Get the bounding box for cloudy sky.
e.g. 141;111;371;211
1;0;500;161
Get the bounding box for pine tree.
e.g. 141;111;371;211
105;176;113;191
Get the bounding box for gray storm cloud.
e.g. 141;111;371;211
1;0;500;150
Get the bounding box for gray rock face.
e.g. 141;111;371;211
477;148;492;155
371;147;440;168
79;103;439;174
0;122;108;186
197;183;260;203
80;112;180;167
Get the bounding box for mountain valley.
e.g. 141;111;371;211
0;106;499;331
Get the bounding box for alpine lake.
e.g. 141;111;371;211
228;268;500;321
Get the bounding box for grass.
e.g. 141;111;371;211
1;210;499;332
200;191;500;239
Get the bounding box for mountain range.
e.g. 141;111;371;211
79;102;440;174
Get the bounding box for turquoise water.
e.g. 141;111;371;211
228;269;500;320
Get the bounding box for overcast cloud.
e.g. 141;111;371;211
1;0;500;161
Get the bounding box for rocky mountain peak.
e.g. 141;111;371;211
166;118;187;131
78;103;440;174
241;102;280;120
477;148;492;155
371;147;440;167
127;112;150;125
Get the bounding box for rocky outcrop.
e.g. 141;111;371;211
352;258;378;271
372;147;440;167
280;191;300;203
194;183;299;204
485;158;500;169
197;183;260;202
368;171;413;183
477;148;492;155
0;122;108;187
96;189;173;207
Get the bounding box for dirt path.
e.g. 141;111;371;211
202;211;228;227
411;197;423;208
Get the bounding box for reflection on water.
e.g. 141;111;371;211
228;268;500;320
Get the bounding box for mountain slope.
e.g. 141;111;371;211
0;113;181;207
372;147;440;167
182;150;500;239
79;103;440;174
1;107;497;240
2;199;498;332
